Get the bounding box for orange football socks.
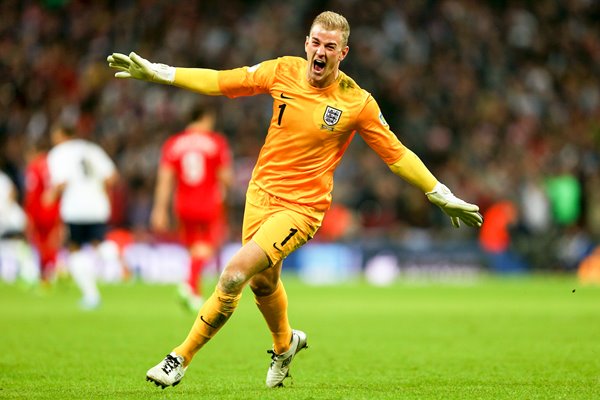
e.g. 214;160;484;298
173;286;241;365
254;280;292;354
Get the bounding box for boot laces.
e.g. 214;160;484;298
161;354;181;374
267;349;280;367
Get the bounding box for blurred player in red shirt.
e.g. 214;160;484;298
24;138;63;283
151;103;233;311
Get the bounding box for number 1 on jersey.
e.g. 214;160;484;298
281;228;298;246
277;103;286;125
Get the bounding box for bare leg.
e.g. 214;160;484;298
173;240;270;364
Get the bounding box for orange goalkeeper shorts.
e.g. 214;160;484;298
242;181;325;265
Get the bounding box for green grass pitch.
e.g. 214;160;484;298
1;274;599;399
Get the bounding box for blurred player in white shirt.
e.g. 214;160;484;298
0;170;39;285
47;123;118;309
0;170;26;238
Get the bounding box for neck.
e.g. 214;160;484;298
188;120;212;131
307;69;340;89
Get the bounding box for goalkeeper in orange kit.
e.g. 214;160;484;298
108;10;483;389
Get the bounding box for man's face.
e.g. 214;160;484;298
305;24;349;88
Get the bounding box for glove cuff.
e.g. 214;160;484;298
152;63;176;84
426;181;449;196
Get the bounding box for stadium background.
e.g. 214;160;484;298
1;2;600;399
1;0;600;284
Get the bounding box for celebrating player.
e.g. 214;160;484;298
150;103;233;311
108;11;483;389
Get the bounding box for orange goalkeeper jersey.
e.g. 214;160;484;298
218;56;407;211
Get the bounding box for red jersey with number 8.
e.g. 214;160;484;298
160;129;231;221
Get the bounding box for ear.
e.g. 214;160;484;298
304;35;310;53
339;45;349;61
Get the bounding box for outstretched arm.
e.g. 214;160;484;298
388;150;483;228
107;52;222;95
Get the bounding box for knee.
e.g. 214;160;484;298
218;268;247;294
219;255;255;294
249;274;278;297
217;241;271;295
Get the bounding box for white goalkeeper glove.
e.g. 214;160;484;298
107;52;175;84
426;182;483;228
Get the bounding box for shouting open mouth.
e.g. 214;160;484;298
312;58;326;74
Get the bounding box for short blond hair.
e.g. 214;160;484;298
310;11;350;47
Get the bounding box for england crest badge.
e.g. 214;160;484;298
323;106;342;126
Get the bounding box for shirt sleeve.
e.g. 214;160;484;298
217;58;279;98
47;150;65;186
356;96;406;164
89;143;116;179
0;173;13;202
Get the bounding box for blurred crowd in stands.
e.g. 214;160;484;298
1;0;600;274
